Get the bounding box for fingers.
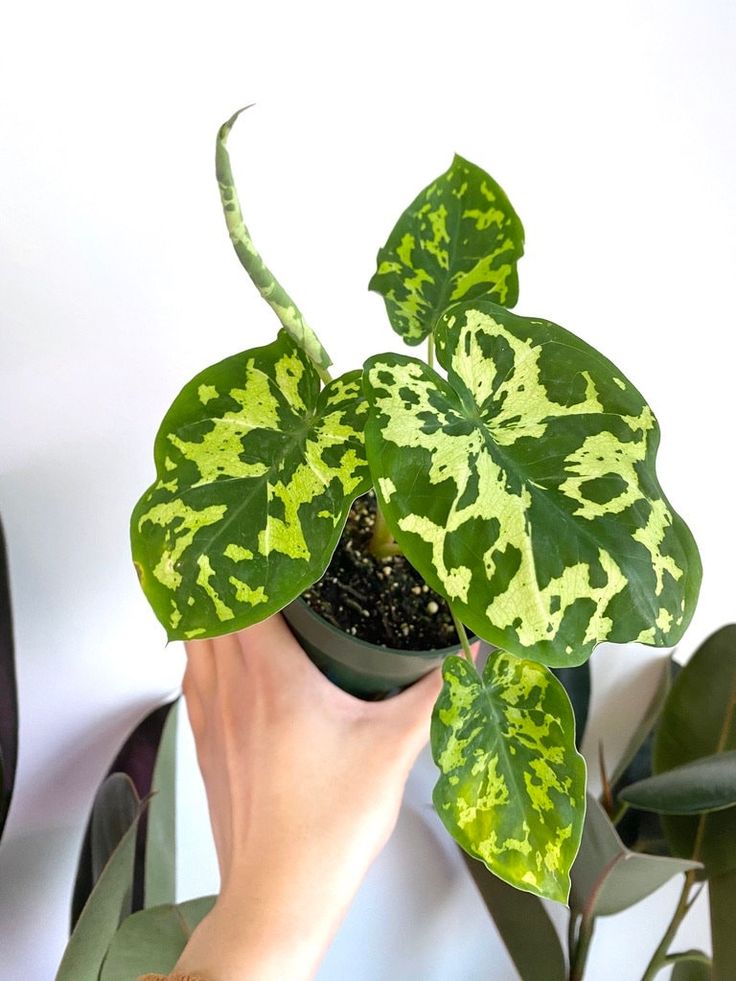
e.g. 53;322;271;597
184;637;217;703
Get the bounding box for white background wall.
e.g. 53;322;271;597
0;2;734;978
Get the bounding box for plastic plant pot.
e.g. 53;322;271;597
282;596;466;699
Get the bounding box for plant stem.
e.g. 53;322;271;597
569;913;596;981
427;332;435;369
640;871;696;981
450;609;474;664
662;949;712;967
368;501;402;559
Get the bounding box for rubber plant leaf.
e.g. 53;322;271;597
131;330;371;641
570;795;700;918
671;959;712;981
0;519;18;840
369;155;524;345
144;701;178;908
363;297;701;667
654;624;736;877
431;651;586;903
71;701;178;926
619;751;736;815
460;850;566;980
57;777;148;981
99;896;216;980
216;107;332;377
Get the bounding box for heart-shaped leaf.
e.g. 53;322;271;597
363;298;701;666
99;896;216;980
216;107;332;375
431;651;586;903
132;330;371;641
619;751;736;815
58;777;147;981
570;795;700;917
369;155;524;345
655;625;736;877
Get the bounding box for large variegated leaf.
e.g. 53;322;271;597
431;651;586;903
369;155;524;345
216;107;332;376
131;330;370;641
363;298;701;666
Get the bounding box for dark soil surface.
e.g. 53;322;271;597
303;491;460;651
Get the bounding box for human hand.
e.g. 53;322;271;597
172;613;451;981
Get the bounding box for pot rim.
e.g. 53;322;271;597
287;594;473;660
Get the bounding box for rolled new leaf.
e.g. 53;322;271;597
363;298;701;666
369;155;524;345
216;107;332;377
619;751;736;815
131;331;371;640
431;651;586;903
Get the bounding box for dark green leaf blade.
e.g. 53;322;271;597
99;896;216;980
570;795;700;918
369;155;524;345
57;778;147;981
431;652;586;903
132;331;371;641
619;751;736;815
144;702;178;908
460;849;566;981
655;625;736;877
363;299;701;666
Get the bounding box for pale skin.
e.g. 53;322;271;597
172;612;468;981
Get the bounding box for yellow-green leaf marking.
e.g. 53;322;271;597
363;298;701;666
369;155;524;345
131;331;370;641
216;108;332;376
432;652;586;902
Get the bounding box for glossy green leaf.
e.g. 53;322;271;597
671;958;712;981
619;751;736;815
91;773;140;889
369;155;524;345
570;795;700;917
57;778;147;981
131;330;371;641
144;701;179;908
216;107;331;375
431;651;586;903
363;298;701;667
655;625;736;876
460;849;566;981
99;896;216;980
710;868;736;981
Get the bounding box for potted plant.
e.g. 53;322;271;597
130;107;701;905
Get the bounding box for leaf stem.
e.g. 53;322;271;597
367;501;402;559
569;913;596;981
450;609;474;664
640;871;696;981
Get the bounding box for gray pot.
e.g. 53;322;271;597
282;596;462;699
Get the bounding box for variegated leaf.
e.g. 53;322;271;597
363;298;701;666
368;155;524;345
216;107;332;376
431;651;586;903
131;331;370;641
